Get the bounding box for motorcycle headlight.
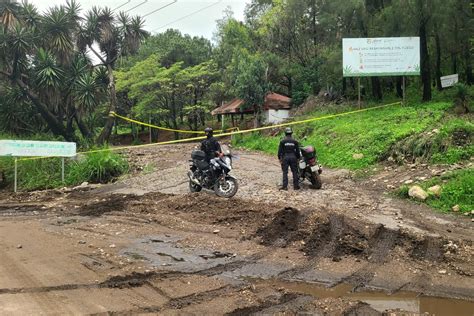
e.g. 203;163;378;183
224;157;232;169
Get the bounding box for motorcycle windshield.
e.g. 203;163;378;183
221;144;231;156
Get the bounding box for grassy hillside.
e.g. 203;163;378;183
398;169;473;214
234;102;473;170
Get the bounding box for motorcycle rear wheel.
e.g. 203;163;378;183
309;171;322;189
189;180;202;192
214;176;238;198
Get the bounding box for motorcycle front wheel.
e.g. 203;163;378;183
189;180;202;192
309;171;322;189
214;176;238;198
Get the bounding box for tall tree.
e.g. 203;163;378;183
78;8;148;143
232;51;270;128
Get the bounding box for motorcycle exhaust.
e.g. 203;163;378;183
187;171;201;185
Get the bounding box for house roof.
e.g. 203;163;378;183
211;93;291;116
211;99;252;116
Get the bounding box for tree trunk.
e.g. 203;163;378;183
464;42;473;84
254;105;263;128
396;77;403;98
451;52;458;74
451;18;459;74
311;0;317;47
171;91;179;140
97;64;117;144
419;19;432;101
13;77;75;141
434;26;443;91
371;77;382;100
74;114;92;139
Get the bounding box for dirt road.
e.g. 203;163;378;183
0;144;472;315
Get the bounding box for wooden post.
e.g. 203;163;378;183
61;158;65;183
149;116;152;144
402;76;406;105
358;77;361;109
221;114;225;131
14;158;17;193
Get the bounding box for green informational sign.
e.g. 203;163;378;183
0;140;77;157
343;37;420;77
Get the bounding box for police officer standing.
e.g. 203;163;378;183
278;127;301;190
201;127;221;162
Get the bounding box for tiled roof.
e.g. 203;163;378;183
211;93;291;115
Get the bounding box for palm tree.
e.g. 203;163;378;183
0;0;145;143
0;0;21;31
79;7;149;143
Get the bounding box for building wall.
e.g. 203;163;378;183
264;109;290;124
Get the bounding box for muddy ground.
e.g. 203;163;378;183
0;143;472;315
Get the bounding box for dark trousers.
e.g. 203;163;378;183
281;155;299;189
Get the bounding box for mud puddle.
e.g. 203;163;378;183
120;235;241;273
254;279;474;316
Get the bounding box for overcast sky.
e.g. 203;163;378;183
32;0;251;40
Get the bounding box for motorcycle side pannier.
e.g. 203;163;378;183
192;150;206;160
301;146;316;159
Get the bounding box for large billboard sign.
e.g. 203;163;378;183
343;37;420;77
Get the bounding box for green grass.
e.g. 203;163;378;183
234;102;453;170
386;117;474;164
398;169;473;214
0;149;129;191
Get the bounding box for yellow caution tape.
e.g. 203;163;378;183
213;101;402;137
110;111;238;134
19;101;400;161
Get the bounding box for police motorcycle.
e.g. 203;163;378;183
187;145;239;198
298;145;323;189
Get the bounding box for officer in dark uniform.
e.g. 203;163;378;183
201;127;221;162
278;127;301;190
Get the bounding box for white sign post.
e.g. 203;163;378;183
0;140;77;192
343;37;420;106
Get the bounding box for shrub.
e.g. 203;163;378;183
453;83;471;114
67;150;129;184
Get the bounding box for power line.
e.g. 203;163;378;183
143;0;177;18
112;0;131;12
125;0;148;13
152;0;223;32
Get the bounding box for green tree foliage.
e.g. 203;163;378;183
120;29;212;69
116;56;219;135
2;0;472;143
0;0;147;143
231;0;473;104
232;51;270;127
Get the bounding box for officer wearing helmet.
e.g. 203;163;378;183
201;127;222;162
278;127;301;190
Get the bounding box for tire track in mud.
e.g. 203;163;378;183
93;285;240;315
65;191;473;283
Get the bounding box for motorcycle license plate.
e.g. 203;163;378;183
310;165;319;172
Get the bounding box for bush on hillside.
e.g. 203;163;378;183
67;151;129;184
453;83;471;114
386;119;473;164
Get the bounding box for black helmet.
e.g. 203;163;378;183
204;127;213;137
284;127;293;135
